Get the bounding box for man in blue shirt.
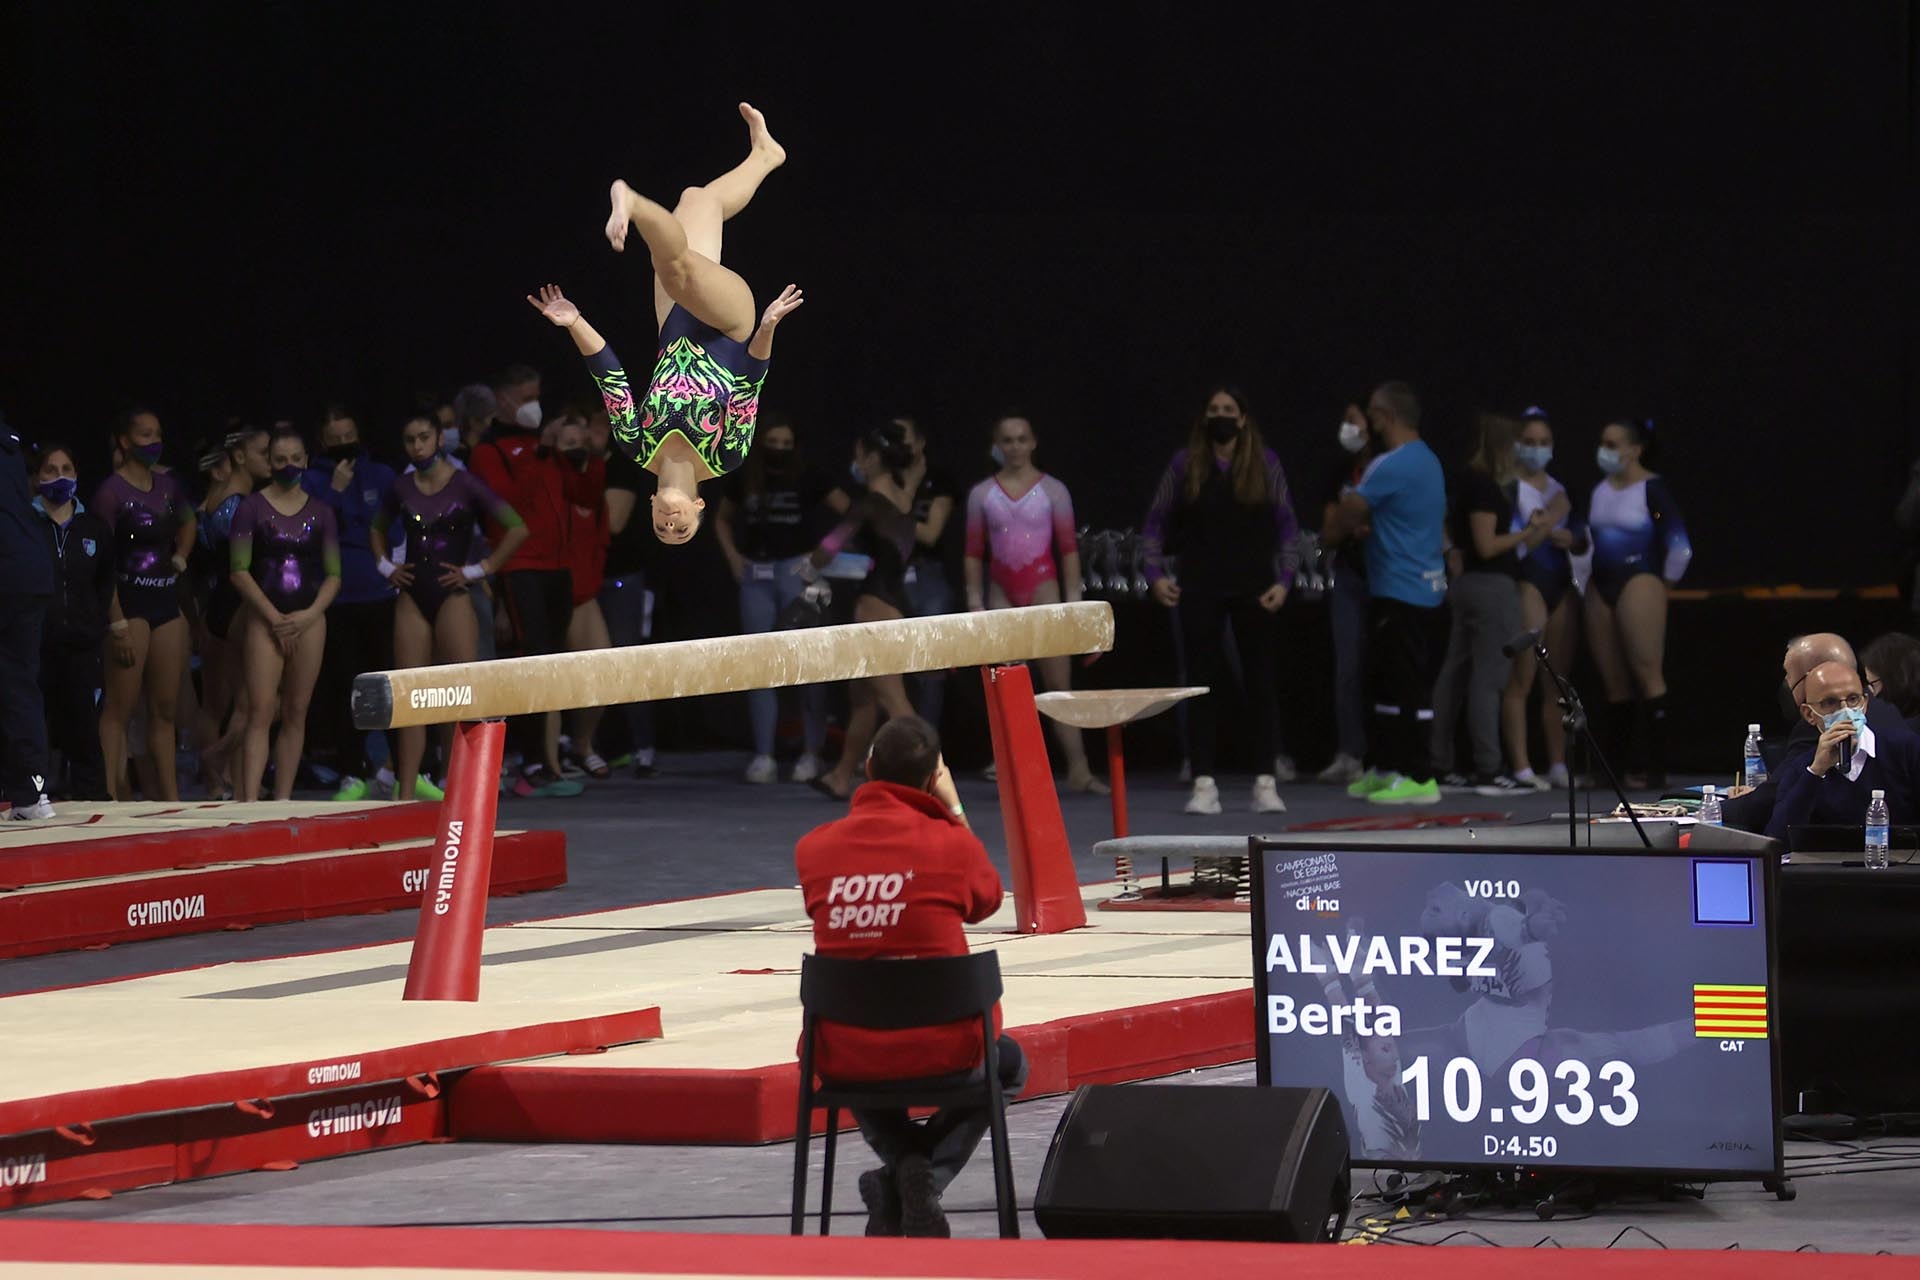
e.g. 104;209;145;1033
1325;382;1447;805
304;406;400;799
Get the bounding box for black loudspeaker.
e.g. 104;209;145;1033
1034;1085;1350;1243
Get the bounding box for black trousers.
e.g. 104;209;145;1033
1178;591;1281;778
1367;597;1446;784
40;642;106;800
0;597;50;807
313;598;396;775
499;569;575;764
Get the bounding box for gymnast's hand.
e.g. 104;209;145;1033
1258;583;1288;612
758;284;804;330
527;284;581;328
387;561;415;590
1150;577;1180;608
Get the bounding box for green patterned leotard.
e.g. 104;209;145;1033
586;305;769;479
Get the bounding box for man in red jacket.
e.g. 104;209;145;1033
796;715;1026;1238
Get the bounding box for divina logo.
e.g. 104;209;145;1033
0;1153;47;1188
409;685;474;710
126;895;206;928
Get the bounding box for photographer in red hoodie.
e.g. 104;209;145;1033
795;714;1026;1238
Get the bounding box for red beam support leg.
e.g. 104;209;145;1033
1107;724;1139;900
981;665;1087;934
403;719;505;1001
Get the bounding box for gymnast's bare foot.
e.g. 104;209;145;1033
606;180;636;252
739;102;785;169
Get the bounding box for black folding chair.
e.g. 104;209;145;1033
790;950;1019;1237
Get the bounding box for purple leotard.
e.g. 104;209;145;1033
93;470;192;626
230;490;341;614
373;465;522;622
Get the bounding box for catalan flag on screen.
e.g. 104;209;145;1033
1694;984;1769;1039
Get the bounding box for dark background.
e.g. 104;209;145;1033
5;2;1917;767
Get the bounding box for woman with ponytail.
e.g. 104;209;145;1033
804;421;920;800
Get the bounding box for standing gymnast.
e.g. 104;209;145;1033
370;413;529;800
228;430;341;802
530;103;801;544
1584;417;1690;789
1499;408;1587;791
95;408;198;801
962;412;1106;793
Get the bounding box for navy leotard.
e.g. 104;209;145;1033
1511;473;1585;611
1587;476;1690;606
230;490;340;614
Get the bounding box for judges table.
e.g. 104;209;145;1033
1778;864;1920;1117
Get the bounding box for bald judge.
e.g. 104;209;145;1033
1765;659;1920;843
1724;633;1910;833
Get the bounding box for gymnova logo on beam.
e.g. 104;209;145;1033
307;1061;363;1086
409;685;475;710
0;1153;47;1187
306;1096;404;1138
126;895;206;928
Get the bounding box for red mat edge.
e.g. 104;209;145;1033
0;1007;661;1136
0;802;442;887
0;829;566;960
0;1220;1904;1277
447;989;1256;1145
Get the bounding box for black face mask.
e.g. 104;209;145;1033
1205;414;1240;445
561;447;589;466
324;442;358;464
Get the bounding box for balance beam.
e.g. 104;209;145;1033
352;601;1114;731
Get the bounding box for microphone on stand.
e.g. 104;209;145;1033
1501;628;1545;660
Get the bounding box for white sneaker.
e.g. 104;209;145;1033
1316;752;1363;785
1251;774;1287;813
744;754;778;784
982;761;998;782
1271;755;1298;784
8;794;55;822
1512;768;1552;792
1184;775;1222;816
790;753;825;784
1546;763;1572;790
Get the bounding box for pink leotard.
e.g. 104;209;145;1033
964;473;1078;607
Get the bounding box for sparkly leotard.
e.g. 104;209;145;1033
229;490;341;614
196;491;246;638
963;473;1078;607
93;470;192;627
374;465;522;623
584;313;768;480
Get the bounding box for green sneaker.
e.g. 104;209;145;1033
332;776;371;802
1369;776;1441;806
1345;770;1390;799
413;775;445;802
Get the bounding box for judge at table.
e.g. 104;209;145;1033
1766;660;1920;843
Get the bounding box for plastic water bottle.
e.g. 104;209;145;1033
1698;784;1723;827
1743;724;1767;788
1866;790;1890;870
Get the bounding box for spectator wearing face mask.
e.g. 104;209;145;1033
1765;659;1920;842
471;363;602;796
1500;408;1587;792
1317;401;1375;785
1584;417;1690;790
1142;385;1300;816
304;405;399;801
715;412;843;784
2;419;59;819
30;443;113;802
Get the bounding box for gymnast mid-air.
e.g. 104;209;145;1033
530;101;803;544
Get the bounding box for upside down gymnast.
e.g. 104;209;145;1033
529;102;803;545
